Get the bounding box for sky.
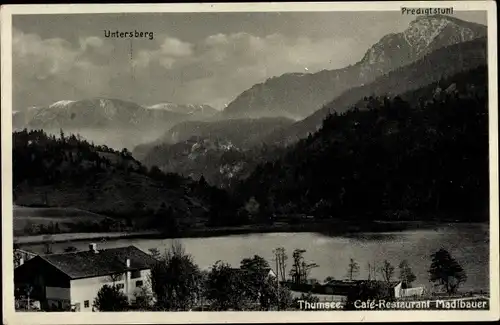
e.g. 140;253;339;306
12;11;487;111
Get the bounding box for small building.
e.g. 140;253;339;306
264;268;277;278
14;244;157;312
394;282;425;298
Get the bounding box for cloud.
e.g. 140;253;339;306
160;37;193;57
13;29;113;108
133;36;193;69
14;28;357;110
171;32;357;108
13;28;78;80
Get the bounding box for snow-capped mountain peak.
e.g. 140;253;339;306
48;100;76;109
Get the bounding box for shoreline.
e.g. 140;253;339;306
14;220;487;246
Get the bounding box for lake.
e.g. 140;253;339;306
21;223;489;292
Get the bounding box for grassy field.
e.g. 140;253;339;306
13;205;112;236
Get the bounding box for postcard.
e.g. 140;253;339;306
1;1;498;324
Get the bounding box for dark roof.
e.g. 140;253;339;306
40;245;158;279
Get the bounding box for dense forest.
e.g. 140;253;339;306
236;66;489;222
139;137;287;189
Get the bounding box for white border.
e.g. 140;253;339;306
1;2;498;324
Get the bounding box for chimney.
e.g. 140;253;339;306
126;258;130;268
89;243;98;253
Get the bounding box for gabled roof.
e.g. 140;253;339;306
39;245;157;279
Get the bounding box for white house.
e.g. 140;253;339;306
14;244;157;312
394;282;425;298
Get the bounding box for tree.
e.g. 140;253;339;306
240;255;271;303
93;284;129;311
367;262;378;281
399;260;416;287
148;248;161;260
244;197;260;220
429;248;467;294
324;276;335;283
289;249;319;285
259;276;293;311
121;148;131;158
133;285;155;311
150;240;202;311
378;260;395;283
273;247;288;282
346;258;360;281
206;260;248;311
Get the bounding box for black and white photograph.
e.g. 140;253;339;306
1;2;498;323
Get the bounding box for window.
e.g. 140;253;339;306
136;280;143;287
131;270;141;279
84;300;89;308
116;283;124;290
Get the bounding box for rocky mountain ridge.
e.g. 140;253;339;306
265;37;487;145
221;15;486;120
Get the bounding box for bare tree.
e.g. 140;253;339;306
272;247;288;282
346;258;360;281
378;260;395;283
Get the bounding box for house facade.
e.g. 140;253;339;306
14;244;157;311
394;282;425;298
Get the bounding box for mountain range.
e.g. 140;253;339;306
13;98;218;150
132;16;487;187
13;15;488;191
221;15;486;120
132;116;294;161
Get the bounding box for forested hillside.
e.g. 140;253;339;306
140;137;287;188
133;117;293;184
236;66;489;222
13;130;237;233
